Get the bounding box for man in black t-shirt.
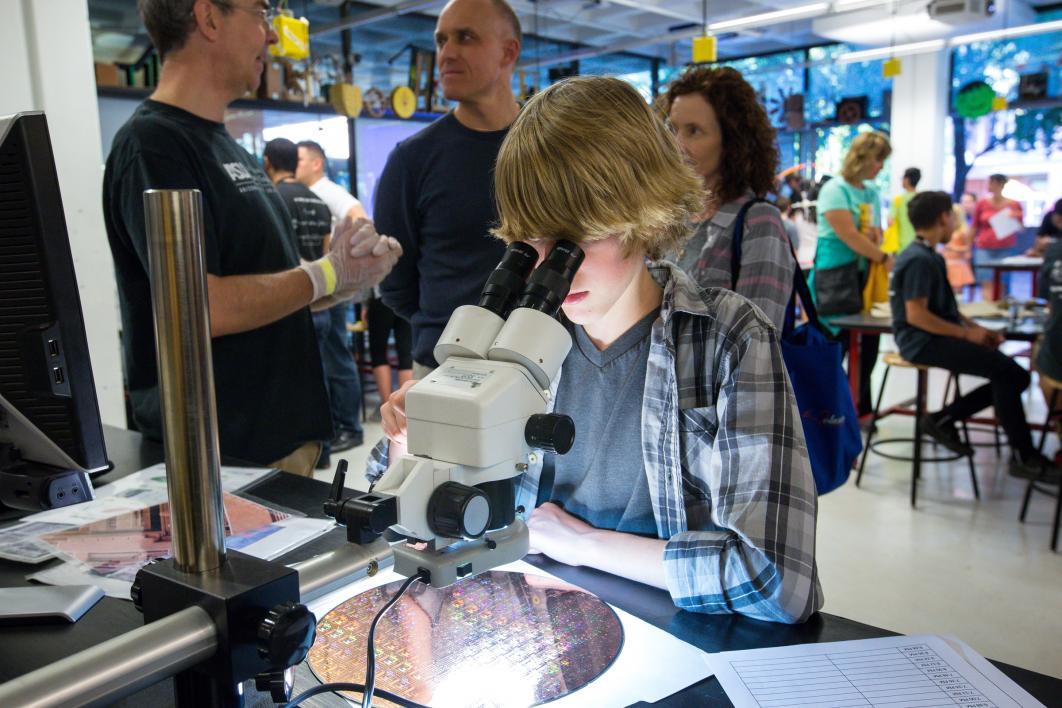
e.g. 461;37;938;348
103;0;400;472
376;0;521;375
263;138;364;464
890;191;1059;482
263;138;331;261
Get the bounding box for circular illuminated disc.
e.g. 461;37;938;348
391;86;417;119
307;571;624;706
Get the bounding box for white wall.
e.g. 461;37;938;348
1;0;125;427
888;49;951;194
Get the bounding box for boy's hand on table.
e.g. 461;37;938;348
526;502;595;567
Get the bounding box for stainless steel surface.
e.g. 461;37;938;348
143;189;226;574
0;606;216;708
292;538;393;603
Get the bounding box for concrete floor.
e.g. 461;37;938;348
325;361;1062;681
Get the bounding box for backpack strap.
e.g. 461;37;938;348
727;197;823;335
785;244;823;335
728;197;767;290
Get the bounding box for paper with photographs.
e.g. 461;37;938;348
37;493;289;582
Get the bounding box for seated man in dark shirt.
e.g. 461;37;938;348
890;191;1059;482
1036;238;1062;443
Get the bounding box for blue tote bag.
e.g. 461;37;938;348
731;200;862;494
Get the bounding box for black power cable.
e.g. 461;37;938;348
282;682;428;708
284;569;431;708
363;570;429;706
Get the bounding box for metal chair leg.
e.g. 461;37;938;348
950;376;980;501
857;365;891;487
1038;389;1060;455
1020;478;1035;521
912;369;927;508
1052;485;1061;552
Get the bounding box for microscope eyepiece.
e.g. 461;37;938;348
515;240;584;317
477;242;539;317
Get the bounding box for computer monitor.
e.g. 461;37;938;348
0;111;106;511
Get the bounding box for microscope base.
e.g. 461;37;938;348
393;519;530;588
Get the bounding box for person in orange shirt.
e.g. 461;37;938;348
972;174;1023;300
942;203;974;295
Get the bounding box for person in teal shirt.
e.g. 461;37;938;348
812;131;894;415
888;167;921;252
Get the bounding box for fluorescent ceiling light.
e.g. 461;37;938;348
814;3;951;46
708;2;829;32
839;39;946;63
951;18;1062;45
839;18;1062;64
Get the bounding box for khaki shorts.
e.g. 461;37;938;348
268;441;322;477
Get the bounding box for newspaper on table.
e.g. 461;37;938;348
0;464;333;597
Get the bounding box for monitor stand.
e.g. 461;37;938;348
0;443;94;512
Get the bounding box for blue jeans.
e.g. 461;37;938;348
312;303;363;450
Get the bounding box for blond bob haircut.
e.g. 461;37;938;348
841;131;892;183
493;76;703;260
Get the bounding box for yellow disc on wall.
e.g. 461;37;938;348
391;86;417;119
328;84;363;118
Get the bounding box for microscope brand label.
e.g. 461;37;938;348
433;367;492;389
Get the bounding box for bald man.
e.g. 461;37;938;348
375;0;522;376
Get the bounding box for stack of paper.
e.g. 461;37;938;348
706;634;1044;707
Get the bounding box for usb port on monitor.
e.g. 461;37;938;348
48;339;60;357
53;367;65;385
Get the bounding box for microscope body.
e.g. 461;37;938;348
326;241;582;589
374;304;574;587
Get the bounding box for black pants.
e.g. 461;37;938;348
838;332;880;416
367;296;413;370
911;336;1034;456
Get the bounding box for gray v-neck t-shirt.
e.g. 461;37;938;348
549;308;660;537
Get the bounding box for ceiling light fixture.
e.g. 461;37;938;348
839;17;1062;64
951;17;1062;44
839;38;946;63
707;2;830;32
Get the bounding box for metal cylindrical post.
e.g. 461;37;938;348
143;189;225;573
0;606;216;708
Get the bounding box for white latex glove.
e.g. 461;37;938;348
299;217;402;301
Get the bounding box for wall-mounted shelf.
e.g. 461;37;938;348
96;85;446;123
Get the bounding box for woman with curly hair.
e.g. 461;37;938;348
664;66;795;330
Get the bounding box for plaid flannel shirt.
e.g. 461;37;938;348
366;263;823;623
681;191;796;332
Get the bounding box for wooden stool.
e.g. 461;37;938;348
1020;373;1062;551
857;352;979;508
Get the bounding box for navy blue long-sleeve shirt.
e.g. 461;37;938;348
374;113;508;367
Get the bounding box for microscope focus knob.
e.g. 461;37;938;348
428;482;491;539
525;413;575;455
257;601;317;668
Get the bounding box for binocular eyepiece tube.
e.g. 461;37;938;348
480;240;585;319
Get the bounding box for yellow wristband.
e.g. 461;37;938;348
319;258;337;296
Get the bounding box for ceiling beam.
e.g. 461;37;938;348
311;0;446;37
